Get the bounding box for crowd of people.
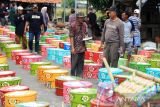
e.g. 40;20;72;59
0;3;49;54
0;3;142;77
69;6;141;76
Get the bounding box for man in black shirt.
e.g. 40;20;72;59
14;6;27;49
24;4;44;54
87;7;97;39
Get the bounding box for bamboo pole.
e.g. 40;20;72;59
118;65;160;83
102;58;115;84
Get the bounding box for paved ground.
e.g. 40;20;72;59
7;56;97;107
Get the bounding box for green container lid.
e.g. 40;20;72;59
137;62;151;73
118;58;128;66
15;101;50;107
0;64;9;71
129;62;137;69
0;77;22;88
151;53;160;59
148;59;160;68
5;44;22;52
70;88;97;104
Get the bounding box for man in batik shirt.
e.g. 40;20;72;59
70;12;87;77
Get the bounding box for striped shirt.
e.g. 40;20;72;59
129;16;141;34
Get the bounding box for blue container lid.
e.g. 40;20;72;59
146;68;160;72
99;68;123;74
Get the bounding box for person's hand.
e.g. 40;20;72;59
71;48;76;54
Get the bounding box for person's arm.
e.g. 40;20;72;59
69;24;75;54
24;21;29;34
40;13;44;33
100;20;107;47
138;18;141;29
118;21;124;51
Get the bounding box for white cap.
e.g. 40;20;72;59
17;6;24;10
134;9;140;14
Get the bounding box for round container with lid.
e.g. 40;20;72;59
30;62;52;76
0;85;29;107
5;90;37;107
130;55;147;63
63;81;92;104
70;88;97;106
83;63;101;79
0;71;16;78
44;69;69;88
37;65;60;83
15;53;33;65
118;58;128;66
63;56;71;69
138;50;155;58
0;77;22;88
0;55;7;64
11;50;29;60
0;64;9;71
15;101;50;107
22;55;42;65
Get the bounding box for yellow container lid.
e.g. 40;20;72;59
5;90;37;97
38;65;60;69
44;69;68;74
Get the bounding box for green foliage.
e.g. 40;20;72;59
88;0;112;11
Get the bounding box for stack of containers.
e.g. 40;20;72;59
40;44;55;57
7;31;15;40
55;49;70;64
37;65;60;83
98;68;123;83
70;88;97;107
55;76;81;96
47;48;62;61
146;68;160;92
0;85;29;107
0;77;22;88
0;55;7;64
0;71;16;78
148;53;160;68
43;69;69;88
15;53;33;65
11;50;29;60
83;63;101;79
0;64;9;71
22;55;42;70
63;81;93;104
129;62;151;73
4;90;37;107
0;40;15;52
30;62;52;76
5;44;22;58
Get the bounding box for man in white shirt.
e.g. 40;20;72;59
122;11;135;61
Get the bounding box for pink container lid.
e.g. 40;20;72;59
63;81;92;88
0;85;29;93
22;55;42;59
0;71;15;76
12;50;28;53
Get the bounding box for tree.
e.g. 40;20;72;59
88;0;113;11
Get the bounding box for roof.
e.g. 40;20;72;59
10;0;62;3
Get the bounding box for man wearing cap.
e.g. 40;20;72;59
14;6;27;49
70;12;87;77
24;4;44;54
101;6;124;67
129;9;141;54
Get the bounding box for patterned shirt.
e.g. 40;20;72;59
69;21;87;53
129;16;141;34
